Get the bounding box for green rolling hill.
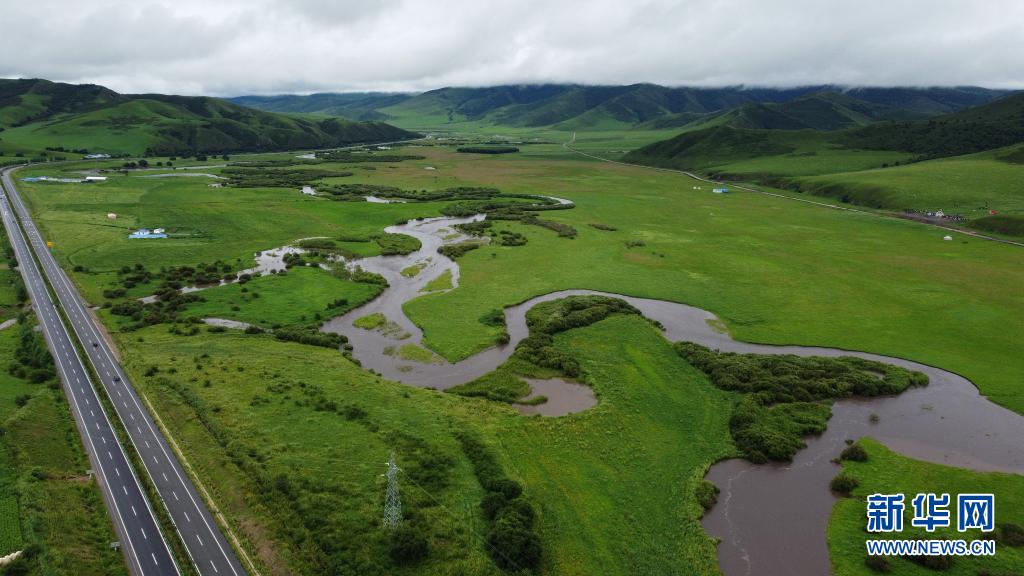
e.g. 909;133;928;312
0;79;418;157
229;84;1009;130
623;92;1024;234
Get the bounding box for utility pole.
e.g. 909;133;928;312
383;452;402;530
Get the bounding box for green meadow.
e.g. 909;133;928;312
180;266;380;328
10;140;1024;575
791;143;1024;217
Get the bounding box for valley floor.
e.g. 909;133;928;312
6;140;1024;575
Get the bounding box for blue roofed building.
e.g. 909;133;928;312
128;228;168;239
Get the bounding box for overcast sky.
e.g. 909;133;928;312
1;0;1022;96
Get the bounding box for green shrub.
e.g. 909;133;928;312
479;309;506;327
456;146;519;154
830;472;859;495
696;480;720;511
455;431;542;571
864;554;891;572
389;526;429;564
840;442;869;462
905;553;954;570
997;522;1024;547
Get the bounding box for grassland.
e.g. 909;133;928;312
0;320;126;575
829;439;1024;575
12;140;1024;575
180;266;380;328
13;165;450;302
623;126;1024;233
111;311;733;575
790;143;1024;218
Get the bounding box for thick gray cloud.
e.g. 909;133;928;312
1;0;1022;95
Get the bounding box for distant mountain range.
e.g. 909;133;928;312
229;84;1010;130
0;79;418;156
624;90;1024;169
1;79;1017;158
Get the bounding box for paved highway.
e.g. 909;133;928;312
0;170;179;575
1;166;247;576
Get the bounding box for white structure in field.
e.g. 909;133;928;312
107;213;117;220
943;235;953;241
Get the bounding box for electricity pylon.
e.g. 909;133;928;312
383;452;402;530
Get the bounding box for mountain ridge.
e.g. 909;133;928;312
0;78;418;156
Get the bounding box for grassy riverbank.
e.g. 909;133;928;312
829;439;1024;575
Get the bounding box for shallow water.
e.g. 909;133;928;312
514;378;597;416
202;318;255;330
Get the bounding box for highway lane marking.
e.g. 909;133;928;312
172;491;179;501
152;553;158;565
123;486;128;495
145;440;151;448
107;451;112;460
115;467;120;477
90;409;95;417
183;511;191;523
197;535;204;546
210;560;219;573
162;472;169;482
132;505;137;516
153;455;159;464
141;528;148;540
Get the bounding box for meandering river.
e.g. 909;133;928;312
313;208;1024;575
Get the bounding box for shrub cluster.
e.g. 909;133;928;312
274;327;348;349
315;150;425;162
455;146;520;154
438;241;482;260
455;431;541;572
729;398;831;462
676;343;928;405
677;343;928;462
110;289;202;330
375;233;421;256
8;320;56;383
222;167;353;188
696;480;720;512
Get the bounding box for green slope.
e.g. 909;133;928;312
231;84;1009;131
0;78;418;156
